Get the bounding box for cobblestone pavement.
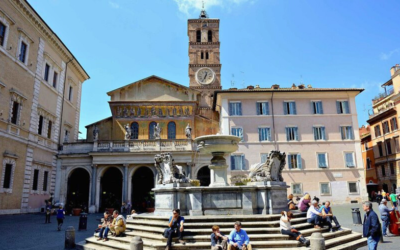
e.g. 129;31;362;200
0;204;398;250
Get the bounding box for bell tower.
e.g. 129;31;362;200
188;6;221;118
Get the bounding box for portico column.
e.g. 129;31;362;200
122;164;129;204
89;164;97;213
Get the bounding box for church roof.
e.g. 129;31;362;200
106;75;200;96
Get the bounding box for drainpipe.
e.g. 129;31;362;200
58;58;74;150
271;92;278;150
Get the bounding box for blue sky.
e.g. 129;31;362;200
28;0;400;138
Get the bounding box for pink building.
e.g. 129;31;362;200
214;84;368;203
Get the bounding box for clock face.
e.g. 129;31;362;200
196;68;215;85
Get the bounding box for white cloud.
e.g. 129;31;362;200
173;0;255;15
109;1;120;9
380;48;399;60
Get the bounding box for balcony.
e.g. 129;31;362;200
61;139;194;154
372;88;394;104
368;102;395;120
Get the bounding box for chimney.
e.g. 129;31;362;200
298;84;305;89
272;84;279;89
247;85;254;90
255;85;260;89
291;83;297;89
391;64;400;76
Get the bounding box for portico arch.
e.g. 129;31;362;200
100;167;123;211
131;166;155;212
66;168;90;213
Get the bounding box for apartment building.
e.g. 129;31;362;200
214;84;368;203
0;0;89;214
359;125;378;198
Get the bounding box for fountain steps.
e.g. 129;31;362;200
77;214;367;250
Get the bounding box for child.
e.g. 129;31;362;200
56;205;65;231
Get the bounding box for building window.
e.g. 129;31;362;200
288;154;302;169
38;115;44;135
19;41;27;63
53;72;58;88
320;183;331;195
391;117;398;131
364;141;369;150
44;64;50;81
130;122;139;139
208;30;212;42
229;102;242;116
10;101;20;125
231;127;243;141
32;169;39;191
283;101;297;115
348;182;359;194
313;126;326;140
340;126;353;140
317;153;328;168
256;102;269;115
0;22;6;47
374;125;381;137
2;164;12;189
312;101;323;114
378;143;383;157
47;120;52;139
383;121;390;134
386;139;392;155
336;100;350;114
345;152;355;168
68;86;73;102
206;52;209;60
366;158;371;169
196;30;201;42
390;163;395;175
261;153;268;163
43;171;49;192
167;122;176;139
381;165;386;176
286;127;299;141
258;127;271;141
231;155;245;170
149;122;157;140
201;51;204;59
292;183;302;195
64;129;70;143
394;137;400;152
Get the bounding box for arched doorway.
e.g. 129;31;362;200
197;166;211;186
131;167;154;212
100;167;122;211
66;168;90;214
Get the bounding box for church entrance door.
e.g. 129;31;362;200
66;168;90;214
132;167;154;212
198;166;211;186
100;167;122;212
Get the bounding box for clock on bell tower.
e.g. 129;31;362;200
188;7;222;115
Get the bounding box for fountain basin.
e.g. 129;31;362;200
195;135;241;154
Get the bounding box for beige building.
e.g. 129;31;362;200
367;64;400;194
214;85;369;203
0;0;89;214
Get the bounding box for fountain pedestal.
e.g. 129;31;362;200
209;152;229;187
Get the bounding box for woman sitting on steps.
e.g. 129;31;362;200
280;211;310;247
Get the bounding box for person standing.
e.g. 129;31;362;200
389;192;398;207
165;209;185;250
210;225;228;250
228;221;252;250
378;199;394;237
376;191;382;205
56;205;65;231
362;201;381;250
45;201;52;224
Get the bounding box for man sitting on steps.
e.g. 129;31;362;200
110;210;126;237
228;221;252;250
165;209;185;250
319;201;341;231
307;200;324;229
211;225;228;250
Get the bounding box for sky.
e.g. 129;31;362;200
28;0;400;139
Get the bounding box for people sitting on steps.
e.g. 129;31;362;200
210;225;228;250
280;211;310;246
319;201;341;231
378;199;394;237
110;210;126;237
97;211;113;241
298;194;311;212
287;194;297;210
228;221;252;250
165;208;185;250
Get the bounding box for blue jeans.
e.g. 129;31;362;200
307;215;321;225
381;216;389;235
367;235;380;250
99;227;109;239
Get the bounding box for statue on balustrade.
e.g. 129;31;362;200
154;123;161;139
123;107;128;117
185;124;192;139
130;107;135;117
151;106;156;116
248;150;286;182
158;108;163;117
124;123;131;140
93;125;99;141
137;107;141;117
166;108;171;117
154;153;190;184
117;107;122;117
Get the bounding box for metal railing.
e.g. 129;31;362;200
372;88;394;104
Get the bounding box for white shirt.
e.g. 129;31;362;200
307;206;320;219
280;214;292;230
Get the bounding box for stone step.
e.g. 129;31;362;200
83;237;130;250
324;232;364;249
328;238;367;250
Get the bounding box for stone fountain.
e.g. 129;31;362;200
153;135;288;216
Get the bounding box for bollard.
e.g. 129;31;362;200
65;226;76;249
310;232;325;250
130;236;143;250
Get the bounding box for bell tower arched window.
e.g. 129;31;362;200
130;122;139;139
196;30;201;42
149;122;157;140
201;52;204;59
206;52;209;60
168;122;176;139
208;30;212;42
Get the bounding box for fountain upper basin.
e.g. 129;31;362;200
194;135;241;154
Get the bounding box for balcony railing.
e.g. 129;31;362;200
368;102;395;119
62;139;194;154
372;88;394;104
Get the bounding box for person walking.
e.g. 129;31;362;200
56;205;65;231
45;201;52;224
378;199;394;237
389;192;398;207
376;191;382;205
362;201;381;250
